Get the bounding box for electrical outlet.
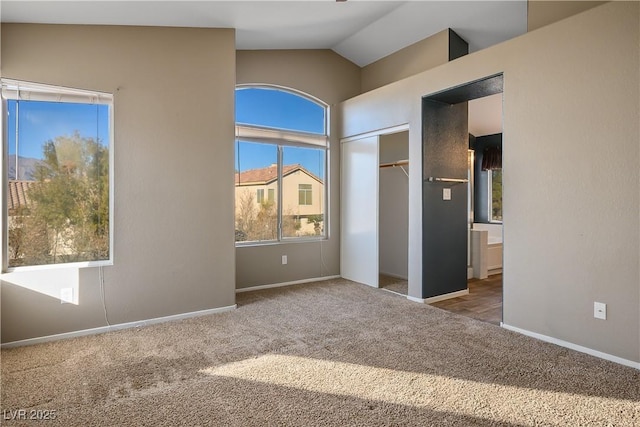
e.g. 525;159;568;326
594;302;606;320
60;288;74;304
443;188;451;201
282;255;287;265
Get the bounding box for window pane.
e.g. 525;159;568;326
282;146;325;238
235;141;278;242
298;184;312;205
7;99;110;267
236;87;325;134
491;169;503;222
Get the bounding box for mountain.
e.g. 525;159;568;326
7;155;43;180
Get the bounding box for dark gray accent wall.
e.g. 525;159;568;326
427;74;503;105
422;74;503;300
448;29;469;61
473;133;502;223
422;99;469;299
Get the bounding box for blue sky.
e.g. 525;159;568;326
7;100;109;159
235;87;326;178
8;88;325;178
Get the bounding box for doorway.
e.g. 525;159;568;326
340;126;410;292
379;131;409;296
421;74;504;324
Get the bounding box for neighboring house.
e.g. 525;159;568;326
7;180;34;220
235;164;324;238
7;180;78;263
7;180;35;263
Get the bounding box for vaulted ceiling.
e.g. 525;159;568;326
2;1;527;67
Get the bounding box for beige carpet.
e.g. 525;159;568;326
2;278;638;426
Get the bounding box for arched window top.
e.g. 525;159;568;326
236;86;326;135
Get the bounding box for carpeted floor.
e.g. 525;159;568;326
2;278;638;426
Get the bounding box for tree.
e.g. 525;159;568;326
235;189;257;241
306;214;324;236
11;132;109;266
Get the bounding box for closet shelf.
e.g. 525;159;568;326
379;159;409;168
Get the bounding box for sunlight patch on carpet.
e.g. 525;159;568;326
201;354;635;426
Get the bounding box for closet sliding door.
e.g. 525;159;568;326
340;135;379;288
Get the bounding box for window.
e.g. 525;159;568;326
489;169;502;222
2;79;113;269
235;86;327;243
298;184;312;205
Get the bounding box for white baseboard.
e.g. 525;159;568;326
1;304;237;348
501;323;640;370
407;289;469;304
236;275;341;293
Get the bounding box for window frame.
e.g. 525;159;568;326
1;79;115;272
235;84;329;246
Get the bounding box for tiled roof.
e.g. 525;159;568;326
8;180;36;213
235;164;321;186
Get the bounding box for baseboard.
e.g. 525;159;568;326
406;289;469;304
236;275;341;293
1;304;237;348
501;323;640;370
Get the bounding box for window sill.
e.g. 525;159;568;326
235;237;327;248
3;259;113;275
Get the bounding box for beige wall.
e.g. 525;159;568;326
1;24;236;343
235;50;360;288
527;0;607;31
361;29;450;93
340;2;639;363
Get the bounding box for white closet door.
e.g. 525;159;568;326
341;135;379;287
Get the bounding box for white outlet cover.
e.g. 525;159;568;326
443;188;452;201
282;255;287;265
594;302;606;320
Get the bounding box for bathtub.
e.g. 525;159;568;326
470;223;503;279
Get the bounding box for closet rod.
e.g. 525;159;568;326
427;177;468;183
379;159;409;168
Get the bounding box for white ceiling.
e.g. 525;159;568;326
469;93;503;137
1;1;528;67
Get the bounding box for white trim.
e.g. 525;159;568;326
236;124;327;148
406;289;469;304
381;288;406;297
1;304;237;348
501;323;640;370
2;78;112;104
236;275;341;293
340;123;409;144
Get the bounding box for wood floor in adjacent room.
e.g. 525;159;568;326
431;274;502;325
